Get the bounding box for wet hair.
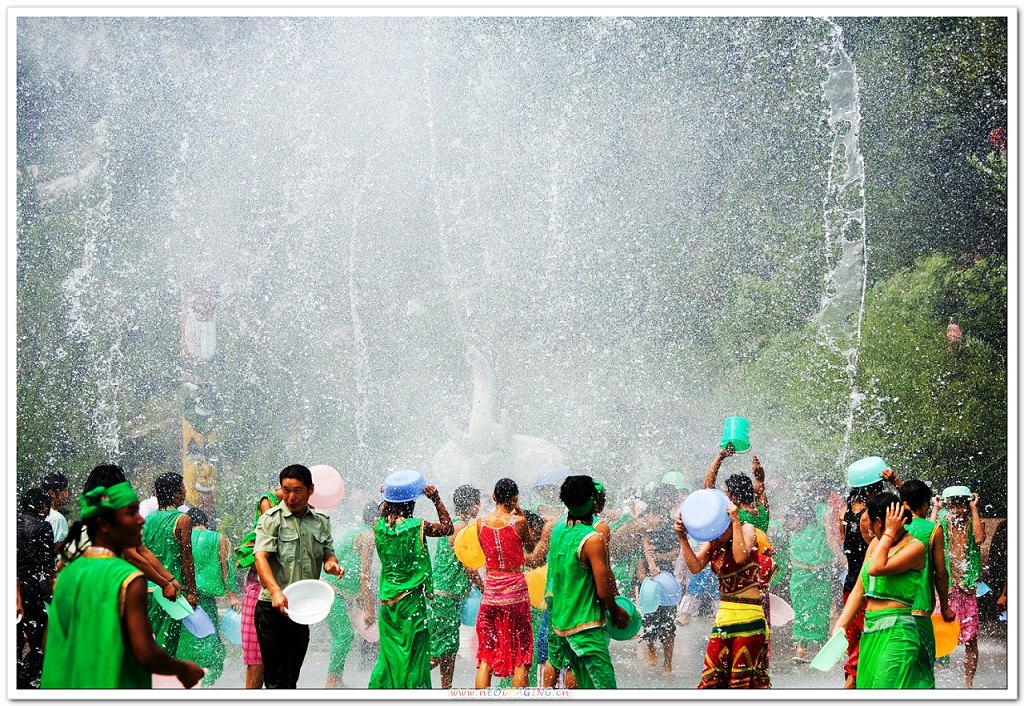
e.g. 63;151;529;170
560;475;596;511
866;492;912;525
362;502;380;526
84;464;128;492
41;472;70;494
494;478;518;507
21;488;50;516
593;483;607;514
850;480;884;502
900;480;932;512
453;484;481;516
386;500;415;519
187;508;209;527
725;474;755;506
279;464;313;488
155;472;185;507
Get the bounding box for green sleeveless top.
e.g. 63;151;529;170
548;518;604;636
325;524;367;597
235;491;280;568
375;516;432;603
40;556;150;689
192;528;236;597
906;517;937;613
738;504;770;533
861;536;925;606
790;504;833;567
142;509;185;582
940;514;982;591
433;517;471;599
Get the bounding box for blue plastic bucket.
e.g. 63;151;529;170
653;572;683;607
680;489;730;542
220;608;242;644
459;587;482;626
383;469;427;503
638;578;661;615
182;605;216;638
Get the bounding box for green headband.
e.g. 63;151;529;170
567;481;605;517
80;482;139;519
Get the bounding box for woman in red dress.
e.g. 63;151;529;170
475;478;537;688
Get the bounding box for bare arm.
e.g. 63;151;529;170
421;486;454;538
752;456;769;510
704;447;733;489
175;515;198;605
724;502;754;565
674;516;712;574
868;505;926;576
525;519;554;567
642;533;660;576
970;495;986;544
833;572;866;634
929;498;940;523
931;526;952;618
123;576;205;687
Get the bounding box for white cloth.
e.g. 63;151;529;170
46;508;69;543
139;496;159;519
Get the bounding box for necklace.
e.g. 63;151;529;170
84;546;118;558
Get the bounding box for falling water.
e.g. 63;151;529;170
816;19;869;471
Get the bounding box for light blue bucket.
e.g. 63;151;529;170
638;578;661;615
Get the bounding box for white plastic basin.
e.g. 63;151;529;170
283;579;335;625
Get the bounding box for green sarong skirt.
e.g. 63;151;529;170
856;608;930;689
368;590;431;689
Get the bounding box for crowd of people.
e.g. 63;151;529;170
15;448;1007;691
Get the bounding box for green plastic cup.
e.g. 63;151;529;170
808;631;848;672
720;416;750;454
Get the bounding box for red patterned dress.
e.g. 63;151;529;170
475;517;533;677
698;536;771;689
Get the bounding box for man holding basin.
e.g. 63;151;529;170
254;464;345;689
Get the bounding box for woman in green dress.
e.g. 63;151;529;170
788;503;836;661
40;478;205;689
833;492;930;689
368;482;453;689
175;509;240;687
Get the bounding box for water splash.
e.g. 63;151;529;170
816;19;869;471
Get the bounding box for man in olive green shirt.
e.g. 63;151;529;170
254;464;343;689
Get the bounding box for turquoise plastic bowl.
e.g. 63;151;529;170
638;578;661;615
942;485;972;500
607;596;642;640
459;587;482;626
846;456;888;488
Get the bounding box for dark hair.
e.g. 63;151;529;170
453;485;481;516
900;480;932;512
21;488;50;516
84;464;128;492
41;472;70;494
187;508;209;527
851;480;884;502
494;478;518;507
524;509;545;536
594;482;607;513
279;464;313;488
155;472;185;507
560;475;595;511
386;500;415;519
866;492;912;525
725;474;755;506
362;502;380;526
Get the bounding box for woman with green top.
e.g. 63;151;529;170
40;477;205;689
833;493;929;689
324;501;378;688
368;479;453;689
235;487;280;689
931;485;986;688
429;485;484;689
704;448;770;531
176;508;239;687
788;503;837;661
900;480;955;688
141;473;198;658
